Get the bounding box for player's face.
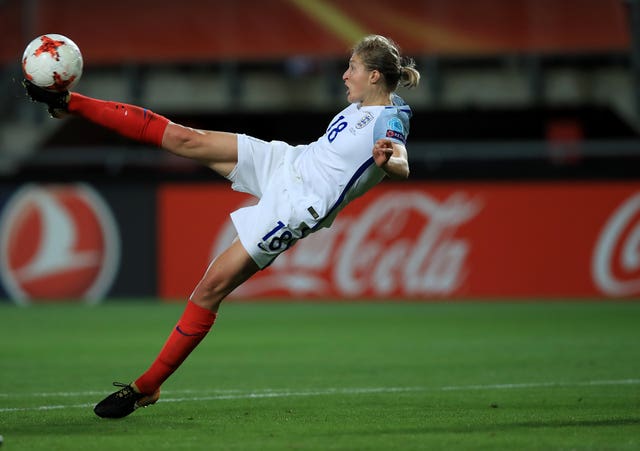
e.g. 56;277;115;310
343;54;370;103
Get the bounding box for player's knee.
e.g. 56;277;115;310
190;275;232;309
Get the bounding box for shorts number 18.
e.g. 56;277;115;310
258;221;293;252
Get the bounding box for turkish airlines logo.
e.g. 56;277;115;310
592;192;640;297
0;184;120;304
212;191;481;298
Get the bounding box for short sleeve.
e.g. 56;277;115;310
372;108;411;145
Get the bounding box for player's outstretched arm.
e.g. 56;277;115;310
373;138;409;179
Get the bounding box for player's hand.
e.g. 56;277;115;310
23;79;70;117
373;138;394;167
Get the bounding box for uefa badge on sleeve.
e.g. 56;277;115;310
385;117;406;143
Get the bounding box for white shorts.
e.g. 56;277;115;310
226;134;311;268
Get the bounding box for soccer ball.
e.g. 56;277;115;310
22;34;83;92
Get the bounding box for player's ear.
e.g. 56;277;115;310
369;70;382;84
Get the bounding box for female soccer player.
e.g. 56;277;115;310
25;34;420;418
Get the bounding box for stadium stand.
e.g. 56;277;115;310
1;0;630;64
0;0;638;179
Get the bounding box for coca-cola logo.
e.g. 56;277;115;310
0;184;120;304
592;192;640;297
212;191;481;298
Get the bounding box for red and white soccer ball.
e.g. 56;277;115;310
22;34;83;92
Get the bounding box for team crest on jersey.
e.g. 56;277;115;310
386;117;406;143
355;112;374;129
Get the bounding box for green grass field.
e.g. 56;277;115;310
1;301;639;450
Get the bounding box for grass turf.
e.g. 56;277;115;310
0;301;639;450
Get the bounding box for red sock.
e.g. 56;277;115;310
134;301;217;394
67;93;169;147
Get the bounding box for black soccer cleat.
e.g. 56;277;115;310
22;79;70;117
94;382;160;419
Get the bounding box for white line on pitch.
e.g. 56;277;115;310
440;378;640;391
0;379;638;413
0;388;246;398
0;403;94;413
0;387;421;412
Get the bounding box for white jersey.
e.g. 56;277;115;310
229;95;412;268
287;94;412;231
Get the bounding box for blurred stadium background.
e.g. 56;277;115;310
1;0;639;304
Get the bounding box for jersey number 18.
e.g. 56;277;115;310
327;115;347;143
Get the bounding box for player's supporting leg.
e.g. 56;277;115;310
94;240;259;419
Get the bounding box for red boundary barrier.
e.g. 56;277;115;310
158;181;640;300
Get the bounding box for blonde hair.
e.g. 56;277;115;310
352;35;420;91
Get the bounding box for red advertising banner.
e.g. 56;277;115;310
158;182;640;300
